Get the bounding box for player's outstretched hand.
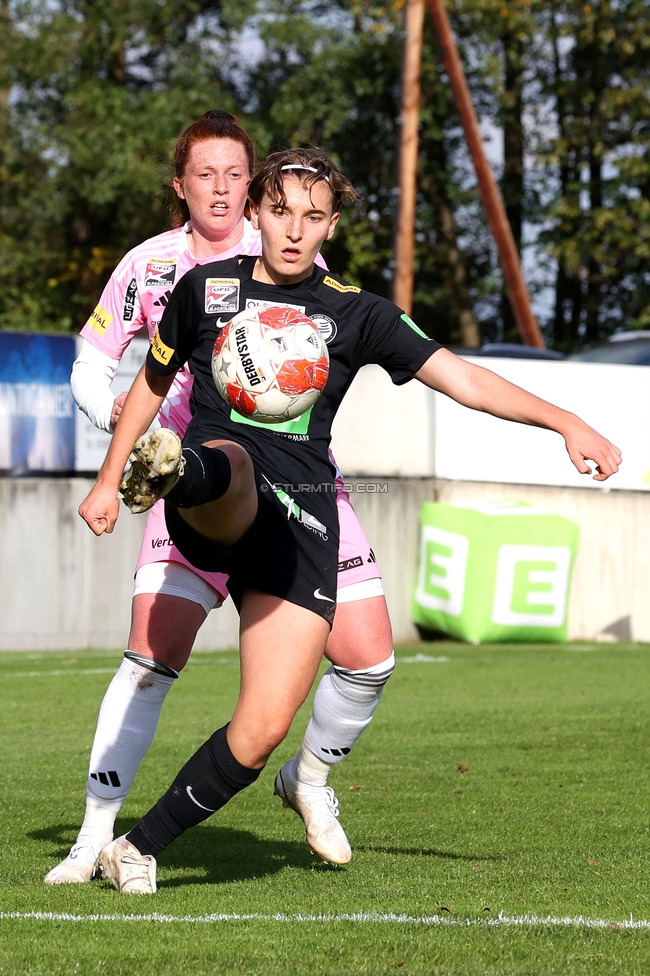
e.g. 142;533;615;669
79;481;120;536
563;418;622;482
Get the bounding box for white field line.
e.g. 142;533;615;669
6;659;238;679
0;910;645;929
5;668;118;678
397;655;450;664
9;656;443;679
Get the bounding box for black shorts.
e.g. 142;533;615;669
164;437;339;625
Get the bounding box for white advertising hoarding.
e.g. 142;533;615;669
330;358;650;492
72;342;649;492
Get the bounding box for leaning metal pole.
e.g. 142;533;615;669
426;0;545;347
393;0;425;315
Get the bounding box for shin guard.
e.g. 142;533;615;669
165;445;232;509
126;725;261;857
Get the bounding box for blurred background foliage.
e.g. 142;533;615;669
1;0;649;348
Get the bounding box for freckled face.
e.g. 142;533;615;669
173;138;251;241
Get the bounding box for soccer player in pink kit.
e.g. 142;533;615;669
44;112;394;885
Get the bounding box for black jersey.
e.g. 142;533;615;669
146;256;440;462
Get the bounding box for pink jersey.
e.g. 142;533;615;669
80;221;262;435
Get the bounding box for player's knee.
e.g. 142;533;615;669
252;718;292;763
269;716;293;750
213;442;253;493
231;709;292;764
332;650;395;694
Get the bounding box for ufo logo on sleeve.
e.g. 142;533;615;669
205;278;240;314
144;260;177;288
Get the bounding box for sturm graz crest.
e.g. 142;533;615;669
309;313;337;344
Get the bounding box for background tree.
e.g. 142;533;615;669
0;0;253;331
249;0;495;344
2;0;650;350
536;0;650;348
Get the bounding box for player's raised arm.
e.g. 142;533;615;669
415;348;622;482
78;365;175;535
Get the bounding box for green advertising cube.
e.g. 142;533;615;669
412;499;580;643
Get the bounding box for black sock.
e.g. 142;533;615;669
165;445;232;508
125;725;261;858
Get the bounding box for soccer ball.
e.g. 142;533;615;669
211;306;330;423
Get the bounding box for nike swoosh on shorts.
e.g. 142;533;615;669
314;588;335;603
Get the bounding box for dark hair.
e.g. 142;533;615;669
248;148;359;214
171;110;256;227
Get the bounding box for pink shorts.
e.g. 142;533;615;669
334;486;382;588
135;485;383;601
135;500;231;603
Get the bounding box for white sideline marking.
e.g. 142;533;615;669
0;911;645;929
398;654;450;664
7;659;236;679
6;668;117;679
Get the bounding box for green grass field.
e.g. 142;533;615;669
2;641;650;974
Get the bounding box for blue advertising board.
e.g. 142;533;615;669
0;333;76;472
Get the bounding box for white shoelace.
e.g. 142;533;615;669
322;787;340;819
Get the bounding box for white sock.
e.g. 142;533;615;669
74;795;123;857
298;652;395;787
75;652;177;852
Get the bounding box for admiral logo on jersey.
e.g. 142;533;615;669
123;278;138;322
144;260;177;288
151;328;174;366
205;278;240;314
323;275;361;295
87;303;113;335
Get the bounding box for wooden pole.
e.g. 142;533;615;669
426;0;545;347
393;0;425;315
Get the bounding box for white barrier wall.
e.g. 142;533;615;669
1;475;649;650
77;350;646;490
0;479;239;651
2;357;645;650
330;358;650;492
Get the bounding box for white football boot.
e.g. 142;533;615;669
96;835;157;894
43;843;100;885
119;429;184;514
274;760;352;865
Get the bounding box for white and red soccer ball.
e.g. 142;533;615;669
211;306;330;423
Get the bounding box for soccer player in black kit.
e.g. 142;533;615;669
80;149;621;893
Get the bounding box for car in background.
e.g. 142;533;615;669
476;342;565;360
451;342;565;360
567;331;650;366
